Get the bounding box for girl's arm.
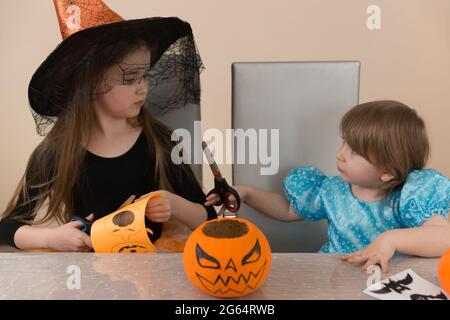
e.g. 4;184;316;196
12;196;136;251
342;214;450;272
14;215;94;252
206;186;302;222
143;191;209;230
171;194;210;229
387;215;450;257
14;225;52;250
145;161;217;230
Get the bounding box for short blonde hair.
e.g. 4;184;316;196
340;100;429;191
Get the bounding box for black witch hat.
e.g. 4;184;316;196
28;0;203;135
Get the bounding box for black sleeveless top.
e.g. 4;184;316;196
0;131;216;247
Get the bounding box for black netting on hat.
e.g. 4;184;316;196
28;17;204;136
146;34;203;117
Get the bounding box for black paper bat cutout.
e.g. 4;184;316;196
370;273;413;294
410;292;448;300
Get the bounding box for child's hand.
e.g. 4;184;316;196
204;193;235;206
341;231;396;273
204;186;247;206
139;191;175;223
46;213;94;252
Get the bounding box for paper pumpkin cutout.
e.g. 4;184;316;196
183;217;271;298
438;248;450;294
91;195;158;253
104;210;143;241
27;192;192;253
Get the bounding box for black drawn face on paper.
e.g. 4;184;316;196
105;210;142;240
118;244;148;253
111;242;156;253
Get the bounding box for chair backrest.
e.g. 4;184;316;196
232;61;360;252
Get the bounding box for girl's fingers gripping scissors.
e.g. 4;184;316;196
69;216;92;234
202;141;241;218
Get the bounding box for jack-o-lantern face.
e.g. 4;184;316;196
91;195;157;253
183;218;271;298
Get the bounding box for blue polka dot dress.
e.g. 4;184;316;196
283;167;450;253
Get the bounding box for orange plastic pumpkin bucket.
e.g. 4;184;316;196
438;248;450;295
183;217;271;298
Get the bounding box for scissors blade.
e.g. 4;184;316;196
202;141;223;181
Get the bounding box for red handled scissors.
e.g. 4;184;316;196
202;141;241;218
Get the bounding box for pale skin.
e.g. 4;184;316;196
205;141;450;272
14;46;209;251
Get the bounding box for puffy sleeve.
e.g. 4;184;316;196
282;167;327;221
398;169;450;228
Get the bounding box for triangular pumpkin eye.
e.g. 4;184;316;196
241;239;261;265
196;244;221;269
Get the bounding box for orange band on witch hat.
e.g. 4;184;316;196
53;0;123;39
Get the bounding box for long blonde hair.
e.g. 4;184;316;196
1;39;187;225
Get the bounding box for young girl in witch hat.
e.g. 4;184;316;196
0;0;216;251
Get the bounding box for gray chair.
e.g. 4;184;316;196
232;61;360;252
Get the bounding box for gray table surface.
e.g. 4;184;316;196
0;245;442;300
